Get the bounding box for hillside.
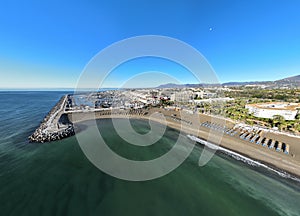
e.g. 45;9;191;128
277;75;300;82
156;74;300;88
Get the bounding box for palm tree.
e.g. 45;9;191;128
272;115;285;131
296;108;300;120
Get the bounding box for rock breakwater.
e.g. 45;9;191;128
29;95;75;143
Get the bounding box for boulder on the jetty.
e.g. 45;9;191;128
29;95;75;143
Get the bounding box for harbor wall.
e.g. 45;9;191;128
29;95;75;143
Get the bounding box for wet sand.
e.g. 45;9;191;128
69;108;300;178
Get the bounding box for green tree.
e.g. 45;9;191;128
272;115;285;131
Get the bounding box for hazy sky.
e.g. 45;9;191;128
1;0;300;88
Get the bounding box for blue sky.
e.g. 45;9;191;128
1;0;300;88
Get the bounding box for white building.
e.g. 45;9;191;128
246;102;300;120
191;97;234;104
170;91;193;103
192;91;204;99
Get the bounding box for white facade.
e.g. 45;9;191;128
191;97;234;104
170;91;192;102
246;103;300;120
192;91;204;99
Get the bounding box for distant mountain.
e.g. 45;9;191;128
156;74;300;88
273;75;300;88
276;75;300;83
157;83;223;88
222;81;271;86
157;83;186;88
157;83;204;88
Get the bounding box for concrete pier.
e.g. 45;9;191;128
28;95;75;143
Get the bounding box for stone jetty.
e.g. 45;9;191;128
29;95;75;143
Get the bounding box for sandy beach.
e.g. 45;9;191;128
69;108;300;178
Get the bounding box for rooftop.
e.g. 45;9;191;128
246;102;300;111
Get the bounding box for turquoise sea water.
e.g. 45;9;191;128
0;91;300;216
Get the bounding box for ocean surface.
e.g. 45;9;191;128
0;91;300;216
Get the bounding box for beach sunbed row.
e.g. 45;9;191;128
225;128;239;136
237;129;289;154
201;122;290;155
200;121;228;133
168;115;192;125
95;109;148;117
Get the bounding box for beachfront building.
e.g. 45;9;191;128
170;90;193;103
191;97;234;105
246;102;300;120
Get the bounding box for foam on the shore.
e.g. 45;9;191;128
187;135;300;183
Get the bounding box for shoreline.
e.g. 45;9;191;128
188;135;300;182
69;109;300;179
72;114;300;181
29;95;300;179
